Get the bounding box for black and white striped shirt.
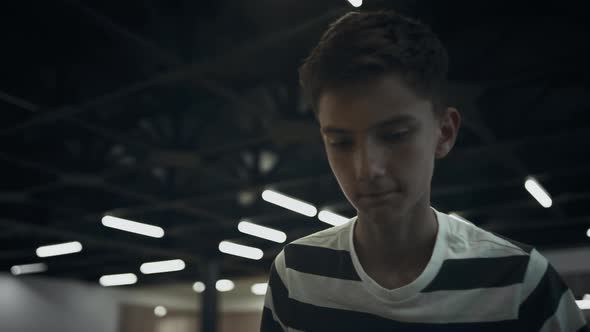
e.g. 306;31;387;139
261;208;588;331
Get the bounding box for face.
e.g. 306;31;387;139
318;74;460;219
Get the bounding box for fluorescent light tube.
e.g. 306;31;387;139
524;177;552;208
101;215;164;238
218;241;263;260
140;259;185;274
216;279;234;292
99;273;137;287
251;282;268;295
10;263;47;275
347;0;363;7
193;281;205;293
154;306;167;317
262;190;317;217
238;221;286;243
576;299;590;310
318;210;350;226
36;241;82;257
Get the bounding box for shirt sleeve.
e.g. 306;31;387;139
260;252;288;332
518;249;588;331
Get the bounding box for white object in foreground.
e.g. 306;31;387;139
101;215;164;238
99;273;137;287
262;190;317;217
140;259;186;274
36;241;83;257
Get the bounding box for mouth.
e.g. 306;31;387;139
358;189;397;198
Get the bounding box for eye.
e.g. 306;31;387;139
325;135;353;149
328;140;353;149
380;130;410;142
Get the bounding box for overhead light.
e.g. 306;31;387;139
10;263;47;276
576;299;590;310
154;306;167;317
237;190;257;206
101;215;164;238
218;241;263;260
586;228;590;238
140;259;186;274
36;241;83;258
347;0;363;7
193;281;206;293
216;279;234;292
318;210;349;226
262;189;317;217
251;282;268;295
259;150;279;174
524;177;552;208
238;221;287;243
99;273;138;287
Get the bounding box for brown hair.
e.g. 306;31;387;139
299;10;449;116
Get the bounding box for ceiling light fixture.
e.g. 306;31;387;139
238;221;286;243
262;190;317;217
218;241;263;260
101;215;164;238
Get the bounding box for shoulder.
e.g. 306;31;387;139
443;212;533;258
289;217;353;249
442;212;550;289
270;218;356;282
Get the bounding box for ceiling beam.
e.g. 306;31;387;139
0;6;349;136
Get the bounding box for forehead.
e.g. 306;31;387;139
317;75;433;132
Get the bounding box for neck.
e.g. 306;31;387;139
353;197;438;273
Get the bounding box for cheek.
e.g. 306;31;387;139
326;151;356;193
326;152;348;180
392;141;435;187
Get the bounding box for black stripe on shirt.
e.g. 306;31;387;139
267;260;292;326
267;271;519;332
284;243;361;281
518;263;569;331
422;255;529;292
260;307;284;332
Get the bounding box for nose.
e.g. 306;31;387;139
354;137;386;182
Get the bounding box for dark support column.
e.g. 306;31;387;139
201;260;219;332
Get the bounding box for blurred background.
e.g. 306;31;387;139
1;0;589;331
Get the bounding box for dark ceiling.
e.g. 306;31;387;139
1;0;589;286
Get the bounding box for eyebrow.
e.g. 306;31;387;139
320;114;418;134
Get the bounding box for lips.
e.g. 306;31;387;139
358;189;396;197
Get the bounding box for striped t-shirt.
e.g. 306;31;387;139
261;208;588;331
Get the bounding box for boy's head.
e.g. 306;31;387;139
299;11;460;218
299;10;449;117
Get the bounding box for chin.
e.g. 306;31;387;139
355;195;407;216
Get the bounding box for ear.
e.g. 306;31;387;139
435;107;461;159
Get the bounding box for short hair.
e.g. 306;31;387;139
298;10;449;117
